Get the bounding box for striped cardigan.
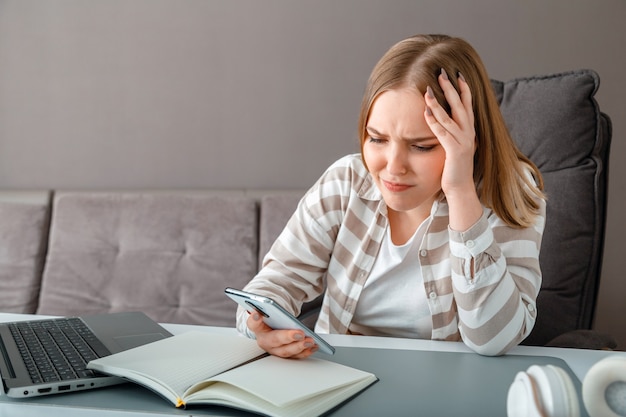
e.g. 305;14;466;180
237;154;546;356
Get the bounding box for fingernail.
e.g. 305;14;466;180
304;342;315;348
252;313;261;321
293;333;303;341
426;86;434;98
425;106;433;116
458;72;466;82
441;68;449;80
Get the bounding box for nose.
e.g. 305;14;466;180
386;145;408;176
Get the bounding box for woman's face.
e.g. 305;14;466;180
363;87;445;218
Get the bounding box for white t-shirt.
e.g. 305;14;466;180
350;220;433;338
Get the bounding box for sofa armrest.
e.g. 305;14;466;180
0;191;51;314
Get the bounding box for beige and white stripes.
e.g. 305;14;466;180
237;154;545;356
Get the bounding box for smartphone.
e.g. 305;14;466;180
224;287;335;355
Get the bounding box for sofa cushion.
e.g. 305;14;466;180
0;192;51;313
257;193;303;268
37;192;259;326
490;70;610;345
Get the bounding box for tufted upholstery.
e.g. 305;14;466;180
257;193;302;270
36;192;260;327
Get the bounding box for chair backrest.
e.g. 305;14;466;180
491;70;612;346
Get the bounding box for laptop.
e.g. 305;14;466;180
0;311;173;398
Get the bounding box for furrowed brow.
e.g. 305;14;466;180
366;126;436;142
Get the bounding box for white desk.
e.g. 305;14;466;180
1;313;624;417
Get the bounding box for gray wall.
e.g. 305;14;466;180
1;0;624;348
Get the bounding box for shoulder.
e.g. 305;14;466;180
300;154;381;222
315;154;380;201
322;154;368;180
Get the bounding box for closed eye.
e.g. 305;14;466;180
368;137;386;144
412;144;437;152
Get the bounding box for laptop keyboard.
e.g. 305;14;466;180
9;318;112;384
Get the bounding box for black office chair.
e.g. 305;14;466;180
492;69;614;349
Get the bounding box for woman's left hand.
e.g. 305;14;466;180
423;69;477;200
424;69;483;231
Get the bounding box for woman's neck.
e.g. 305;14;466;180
387;207;430;245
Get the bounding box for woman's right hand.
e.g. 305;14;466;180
246;312;319;359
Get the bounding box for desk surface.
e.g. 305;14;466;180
1;313;624;417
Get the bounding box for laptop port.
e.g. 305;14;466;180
37;387;52;394
58;385;71;391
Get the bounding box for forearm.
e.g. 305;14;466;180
449;212;543;355
455;274;538;356
235;208;331;336
445;183;483;233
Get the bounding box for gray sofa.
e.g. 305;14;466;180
0;190;303;327
0;69;614;349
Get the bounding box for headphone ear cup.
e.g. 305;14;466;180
582;356;626;417
507;371;544;417
507;365;581;417
527;365;580;417
542;365;581;417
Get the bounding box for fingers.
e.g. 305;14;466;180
246;311;272;333
439;69;472;126
425;68;474;135
456;72;474;124
424;69;475;145
438;69;461;117
424;86;458;144
423;70;478;197
246;313;319;359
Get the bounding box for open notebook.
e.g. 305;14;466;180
87;331;377;417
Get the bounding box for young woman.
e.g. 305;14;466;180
236;34;546;358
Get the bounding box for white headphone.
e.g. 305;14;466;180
507;355;626;417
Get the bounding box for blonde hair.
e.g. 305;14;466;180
358;34;545;228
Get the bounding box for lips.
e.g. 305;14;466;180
382;180;412;192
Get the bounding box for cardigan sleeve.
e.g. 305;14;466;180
235;195;333;336
448;196;546;356
234;157;365;336
235;154;376;337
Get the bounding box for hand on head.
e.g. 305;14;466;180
423;69;477;200
246;312;319;359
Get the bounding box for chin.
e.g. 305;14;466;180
383;198;418;213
